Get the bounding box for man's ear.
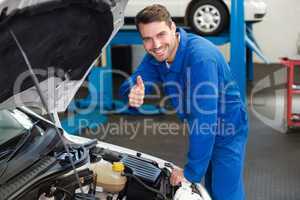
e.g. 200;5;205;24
171;21;176;33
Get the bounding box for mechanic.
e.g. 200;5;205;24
119;4;248;200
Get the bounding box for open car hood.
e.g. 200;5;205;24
0;0;127;113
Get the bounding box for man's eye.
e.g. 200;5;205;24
158;32;167;38
143;38;151;43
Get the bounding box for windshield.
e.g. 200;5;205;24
0;109;34;146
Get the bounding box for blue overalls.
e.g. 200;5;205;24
119;28;248;200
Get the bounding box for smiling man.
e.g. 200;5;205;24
119;4;248;200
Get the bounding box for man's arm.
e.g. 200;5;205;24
119;55;161;100
183;58;219;183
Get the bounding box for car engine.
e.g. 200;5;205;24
0;113;201;200
0;120;203;200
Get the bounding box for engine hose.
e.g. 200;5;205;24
123;173;170;200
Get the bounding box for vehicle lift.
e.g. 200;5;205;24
62;0;268;134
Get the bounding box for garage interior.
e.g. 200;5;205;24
1;0;300;199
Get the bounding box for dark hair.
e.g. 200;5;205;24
135;4;172;30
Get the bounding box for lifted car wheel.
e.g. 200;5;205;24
188;0;229;36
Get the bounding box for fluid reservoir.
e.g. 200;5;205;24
90;160;127;193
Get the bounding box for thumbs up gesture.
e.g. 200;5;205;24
128;76;145;107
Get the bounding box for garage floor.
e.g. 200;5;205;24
81;63;300;200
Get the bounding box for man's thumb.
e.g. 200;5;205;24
136;76;144;88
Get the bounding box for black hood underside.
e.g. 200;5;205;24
0;0;117;109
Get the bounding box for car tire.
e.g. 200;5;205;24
188;0;229;36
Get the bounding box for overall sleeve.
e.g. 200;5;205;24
184;58;219;183
119;55;161;99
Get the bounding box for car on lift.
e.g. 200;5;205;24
124;0;267;35
0;0;210;200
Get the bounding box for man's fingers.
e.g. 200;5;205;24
130;90;144;96
170;168;184;186
128;93;144;101
129;88;144;101
170;174;181;186
129;99;144;104
131;85;144;95
130;103;142;108
129;101;143;107
129;98;144;105
136;75;144;89
128;94;144;107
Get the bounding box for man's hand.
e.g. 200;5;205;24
128;75;145;107
170;167;187;186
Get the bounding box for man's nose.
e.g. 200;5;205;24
152;38;161;48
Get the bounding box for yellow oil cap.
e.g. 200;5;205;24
112;162;125;172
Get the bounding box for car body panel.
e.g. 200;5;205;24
125;0;267;21
125;0;191;17
224;0;267;21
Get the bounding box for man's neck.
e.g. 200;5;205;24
167;33;180;63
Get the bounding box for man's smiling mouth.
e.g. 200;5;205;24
153;47;166;56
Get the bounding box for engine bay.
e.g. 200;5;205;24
0;114;175;200
0;133;178;200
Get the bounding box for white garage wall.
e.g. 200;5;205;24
253;0;300;63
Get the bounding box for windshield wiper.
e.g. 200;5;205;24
6;123;38;162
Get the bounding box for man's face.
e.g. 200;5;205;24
138;21;177;62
